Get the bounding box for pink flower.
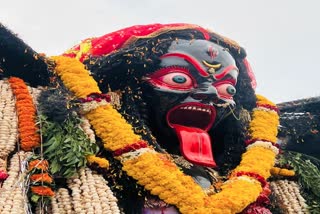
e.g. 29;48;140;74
0;170;9;181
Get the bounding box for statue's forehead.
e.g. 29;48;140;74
167;39;234;62
159;39;237;78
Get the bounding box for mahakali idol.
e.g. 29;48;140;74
0;23;319;214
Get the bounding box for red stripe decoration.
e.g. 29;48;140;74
113;140;148;156
257;104;279;114
78;93;111;103
160;53;209;77
233;171;267;188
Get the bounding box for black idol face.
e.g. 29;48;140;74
145;39;239;167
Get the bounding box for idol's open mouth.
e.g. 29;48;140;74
166;102;217;167
166;102;216;131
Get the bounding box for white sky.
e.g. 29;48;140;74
1;0;319;103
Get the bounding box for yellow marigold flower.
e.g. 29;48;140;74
234;146;276;179
86;105;140;151
51;56;100;98
256;94;277;106
87;155;110;169
250;110;279;143
271;167;295;177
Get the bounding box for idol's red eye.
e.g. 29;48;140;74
215;82;236;99
148;67;195;90
160;72;193;89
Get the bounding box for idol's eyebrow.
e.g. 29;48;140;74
160;53;209;77
213;65;239;80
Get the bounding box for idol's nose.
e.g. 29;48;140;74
190;83;218;101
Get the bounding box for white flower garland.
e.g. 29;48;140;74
91;172;119;214
247;141;279;155
27;85;42;107
118;148;156;162
80;100;109;114
270;180;308;213
67;168;120;214
51;188;74;214
80;117;96;144
0;80;18;159
0;151;31;214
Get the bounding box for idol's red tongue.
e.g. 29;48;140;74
173;124;216;168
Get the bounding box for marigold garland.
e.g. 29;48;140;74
8;77;40;151
28;158;55;201
52;55;279;214
50;56;100;98
28;159;49;171
233;146;276;179
86;105;141;151
30;173;53;184
87;155;110;169
249;110;279;144
31;186;55;197
270;167;295;177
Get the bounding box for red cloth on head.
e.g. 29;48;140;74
64;23;209;61
63;23;257;89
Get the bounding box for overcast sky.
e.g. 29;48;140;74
1;0;319;103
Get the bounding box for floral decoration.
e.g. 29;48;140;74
0;80;18;182
270;167;295;177
51;55;280;214
28;157;55;202
87;155;110;169
8;77;40;151
31;186;55;197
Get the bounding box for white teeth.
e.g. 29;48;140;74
180;106;211;114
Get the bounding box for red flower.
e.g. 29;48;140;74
0;170;9;181
242;203;272;214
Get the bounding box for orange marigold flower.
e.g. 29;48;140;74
28;160;49;171
31;186;55;196
9;77;40;151
30;173;53;184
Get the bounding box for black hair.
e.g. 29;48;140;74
0;23;51;86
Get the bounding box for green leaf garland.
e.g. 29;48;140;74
40;114;98;178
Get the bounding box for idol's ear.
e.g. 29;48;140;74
0;23;51;86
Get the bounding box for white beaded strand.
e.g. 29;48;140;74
0;80;18;158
